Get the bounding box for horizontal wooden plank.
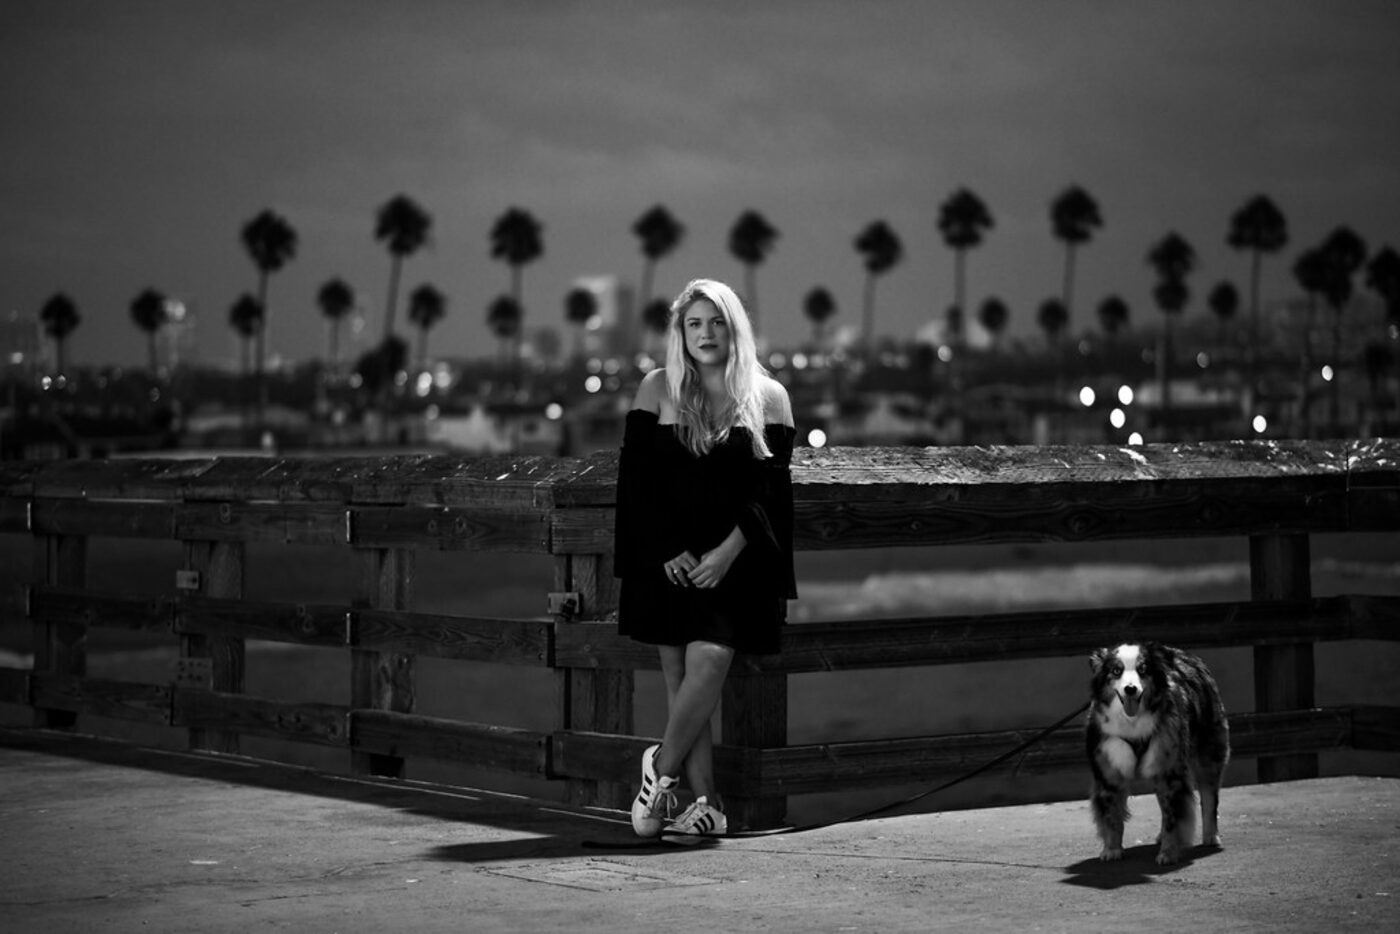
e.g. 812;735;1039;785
30;587;172;633
755;708;1356;795
31;675;171;724
550;729;747;789
554;597;1367;673
354;610;550;665
175;596;346;647
551;708;1362;795
174;501;347;545
352;710;548;774
0;666;30;704
28;457;218;500
351;505;550;552
1350;705;1400;753
173;689;349;745
32;498;175;538
1347;595;1400;639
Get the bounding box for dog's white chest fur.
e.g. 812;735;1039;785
1095;703;1162;779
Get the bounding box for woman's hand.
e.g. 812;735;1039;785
687;539;741;589
663;551;699;588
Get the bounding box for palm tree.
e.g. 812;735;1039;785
937;188;993;346
564;286;598;361
130;288;168;376
241;209;298;431
1317;226;1368;433
39;293;80;376
1207;280;1240;350
1293;246;1329;437
727;210;779;333
854;220;903;356
487;295;522;368
1227;195;1289;405
1050;186;1103;331
633;205;684;308
1038;297;1069;397
1363;341;1394;427
1097;295;1130;342
1366;246;1400;421
228;293;262;432
802;286;837;346
374;194;433;342
641;299;671;337
1146;232;1198;424
977;297;1009;350
407;283;447;369
490;207;544;306
316;278;355;374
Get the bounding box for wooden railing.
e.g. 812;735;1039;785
2;439;1399;829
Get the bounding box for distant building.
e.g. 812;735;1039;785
159;296;198;373
0;310;42;376
571;275;636;359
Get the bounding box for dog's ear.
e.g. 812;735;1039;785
1089;647;1108;669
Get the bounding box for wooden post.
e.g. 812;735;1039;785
722;669;788;830
351;547;415;778
1249;533;1318;782
180;541;246;753
32;533;87;729
553;552;634;808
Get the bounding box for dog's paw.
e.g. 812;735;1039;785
1155;847;1181;866
1099;846;1124;861
1202;832;1223;848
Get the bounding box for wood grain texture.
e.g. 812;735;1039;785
32;675;171;724
174;689;348;745
352;710;548;774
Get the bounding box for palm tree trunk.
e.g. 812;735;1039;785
328;320;341;375
56;339;66;377
1248;249;1262;412
1329;305;1342;435
240;338;250;435
1159;319;1174;430
255;271;269;438
1300;298;1316;438
1062;242;1077;332
862;271;876;357
953;248;966;344
418;327;428;370
148;333;158;377
640;258;655;309
745;264;759;337
383;256;403;342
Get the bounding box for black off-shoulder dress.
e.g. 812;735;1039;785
614;409;797;655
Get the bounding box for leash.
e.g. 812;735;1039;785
583;699;1091;849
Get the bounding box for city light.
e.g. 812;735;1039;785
1253;415;1268;433
1127;432;1144;446
807;428;828;448
584;375;602;393
1109;408;1126;429
1079;386;1096;407
769;352;787;369
415;372;433;397
1321;365;1334;382
1118;385;1134;405
1196;352;1209;369
425;404;440;420
602;358;621;375
791;352;809;370
544;403;563;420
586;358;603;374
937;345;953;363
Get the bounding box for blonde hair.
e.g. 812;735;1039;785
664;278;771;459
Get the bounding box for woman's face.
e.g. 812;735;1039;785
682;299;730;367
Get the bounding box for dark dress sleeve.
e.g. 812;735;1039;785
613;409;657;579
733;424;799;600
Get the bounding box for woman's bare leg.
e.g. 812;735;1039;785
654;641;733;803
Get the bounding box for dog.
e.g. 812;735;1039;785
1086;642;1230;865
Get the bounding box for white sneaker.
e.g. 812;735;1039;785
665;795;727;844
630;744;678;837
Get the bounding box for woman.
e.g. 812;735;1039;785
614;278;797;842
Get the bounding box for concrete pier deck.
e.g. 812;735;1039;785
2;728;1396;932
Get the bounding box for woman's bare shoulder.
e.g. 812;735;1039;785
760;375;794;426
633;367;667;413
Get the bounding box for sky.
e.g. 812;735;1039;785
3;0;1399;371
